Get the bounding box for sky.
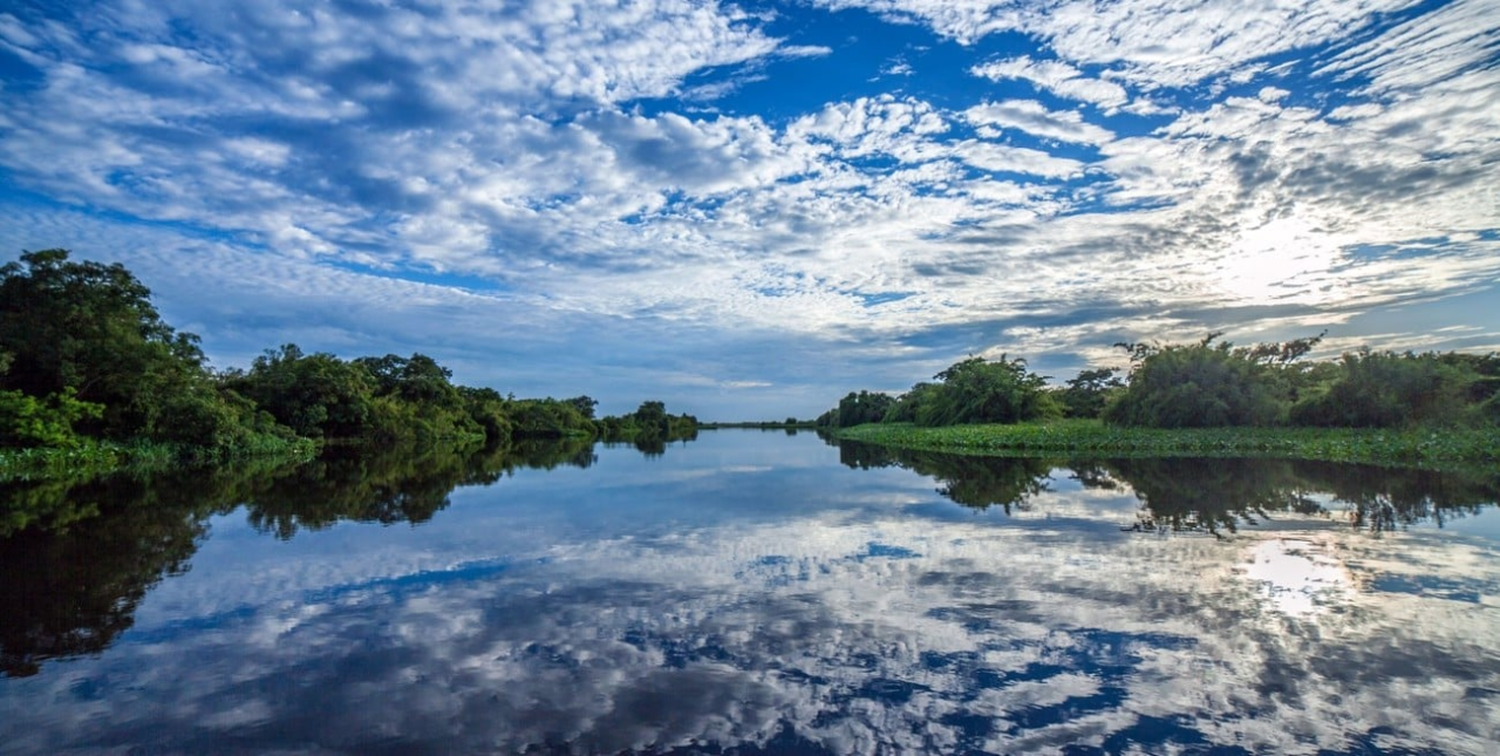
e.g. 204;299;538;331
0;0;1497;420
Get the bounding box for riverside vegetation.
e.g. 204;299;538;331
0;249;698;482
819;334;1500;466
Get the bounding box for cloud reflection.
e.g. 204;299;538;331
3;438;1498;754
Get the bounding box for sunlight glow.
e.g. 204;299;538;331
1216;216;1351;305
1240;538;1355;618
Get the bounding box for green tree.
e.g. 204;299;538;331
915;356;1060;426
1290;349;1481;428
1059;368;1124;419
229;344;376;438
631;400;670;436
0;388;103;449
882;382;938;423
566;395;599;421
0;249;293;451
1104;335;1293;428
829;390;896;428
0;249;209;438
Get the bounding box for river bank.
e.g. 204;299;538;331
835;419;1500;468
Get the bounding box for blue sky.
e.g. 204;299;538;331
1;0;1496;419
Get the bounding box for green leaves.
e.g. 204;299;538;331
914;356;1059;427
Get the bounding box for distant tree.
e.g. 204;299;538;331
882;382;938;423
230;344;376;438
835;390;896;427
631;400;670;436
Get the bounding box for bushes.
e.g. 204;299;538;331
0;388;103;449
819;391;897;428
819;356;1059;429
1291;350;1479;428
826;332;1496;434
915;356;1059;426
1104;335;1305;428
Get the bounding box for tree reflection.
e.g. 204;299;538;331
1097;458;1325;536
0;435;687;677
836;441;1054;512
835;441;1498;533
0;462;284;677
1086;458;1498;536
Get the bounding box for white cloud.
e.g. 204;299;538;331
0;0;1497;412
834;0;1423;88
964;99;1116;145
970;55;1129;108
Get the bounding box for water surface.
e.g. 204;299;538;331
2;430;1498;754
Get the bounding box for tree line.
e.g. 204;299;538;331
818;332;1500;431
0;249;697;460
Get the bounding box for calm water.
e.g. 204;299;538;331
2;430;1499;755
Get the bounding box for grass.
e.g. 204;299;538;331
836;419;1500;468
0;436;320;483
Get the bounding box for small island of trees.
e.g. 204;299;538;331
817;334;1500;464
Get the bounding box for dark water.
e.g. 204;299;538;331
2;431;1499;755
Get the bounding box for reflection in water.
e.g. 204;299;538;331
243;437;599;539
0;437;613;678
1;432;1498;755
835;439;1500;536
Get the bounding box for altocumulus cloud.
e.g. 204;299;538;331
0;0;1496;417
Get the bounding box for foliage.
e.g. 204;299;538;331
818;390;897;428
917;356;1060;426
1059;368;1124;419
0;250;300;453
228;344;377;438
881;382;938;424
1102;334;1317;428
1290;349;1484;428
505;397;596;438
820;357;1058;430
0;388;103;449
599;400;699;449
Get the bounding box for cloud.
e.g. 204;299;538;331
970;55;1130;109
0;0;1497;416
826;0;1422;88
964;99;1116;145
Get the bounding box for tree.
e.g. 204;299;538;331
0;388;103;449
1060;368;1124;419
229;345;376;438
1290;349;1480;428
882;382;938;423
0;249;289;448
566;396;599;421
631;400;669;436
832;390;897;428
1103;334;1302;428
915;356;1060;426
0;249;207;438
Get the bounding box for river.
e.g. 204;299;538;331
2;430;1498;754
